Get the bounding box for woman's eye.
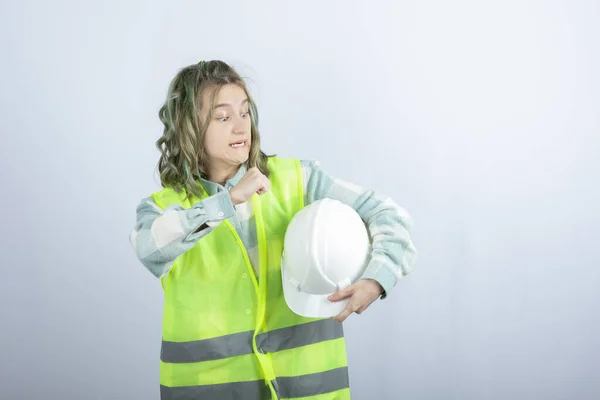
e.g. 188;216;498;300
218;116;229;122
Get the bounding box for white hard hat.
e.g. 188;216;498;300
281;198;371;318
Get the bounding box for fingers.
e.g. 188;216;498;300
333;303;354;323
240;168;270;197
253;170;270;195
261;175;271;193
330;284;379;323
332;297;368;322
331;287;356;323
328;286;354;302
256;176;270;195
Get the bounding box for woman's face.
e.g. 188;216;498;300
202;84;252;173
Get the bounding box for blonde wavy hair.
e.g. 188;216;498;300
155;60;270;198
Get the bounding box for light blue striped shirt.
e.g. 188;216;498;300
129;159;417;298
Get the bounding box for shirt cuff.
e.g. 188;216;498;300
200;190;236;222
360;259;401;300
183;191;236;240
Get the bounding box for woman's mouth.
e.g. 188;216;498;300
230;140;247;148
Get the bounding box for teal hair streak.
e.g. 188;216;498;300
183;159;192;181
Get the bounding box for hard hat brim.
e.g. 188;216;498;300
281;266;350;318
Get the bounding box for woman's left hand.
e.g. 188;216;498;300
328;279;384;323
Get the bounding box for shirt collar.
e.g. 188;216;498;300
199;163;247;196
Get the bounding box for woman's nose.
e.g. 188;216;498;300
232;114;248;134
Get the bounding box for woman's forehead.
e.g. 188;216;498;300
213;84;247;103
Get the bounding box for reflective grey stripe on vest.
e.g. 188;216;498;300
160;367;349;400
275;366;350;399
256;319;343;353
160;379;268;400
161;319;343;363
161;330;254;363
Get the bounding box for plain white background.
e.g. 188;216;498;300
1;1;599;399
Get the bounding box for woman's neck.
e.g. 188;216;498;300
207;163;240;185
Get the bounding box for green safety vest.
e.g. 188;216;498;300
151;157;351;400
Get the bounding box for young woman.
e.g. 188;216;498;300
130;60;417;400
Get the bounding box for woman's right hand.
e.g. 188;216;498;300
229;167;271;205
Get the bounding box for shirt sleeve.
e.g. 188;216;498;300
300;159;417;299
128;190;236;278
